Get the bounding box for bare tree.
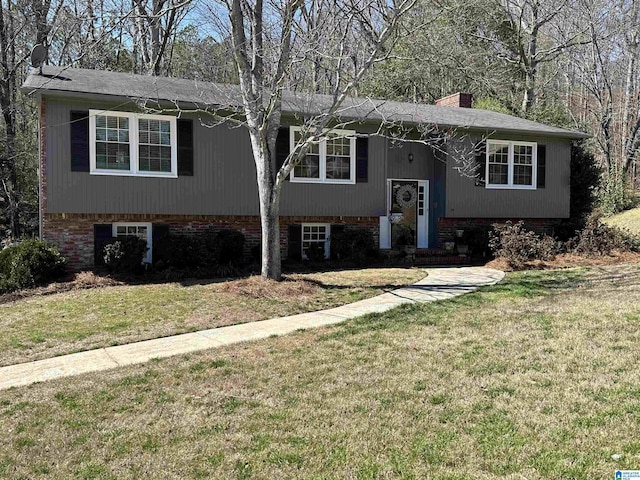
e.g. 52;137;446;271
131;0;192;75
472;0;589;113
0;0;59;238
570;0;640;178
192;0;417;280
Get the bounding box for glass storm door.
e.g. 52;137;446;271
380;179;429;249
390;180;418;248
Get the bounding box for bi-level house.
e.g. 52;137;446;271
22;66;587;268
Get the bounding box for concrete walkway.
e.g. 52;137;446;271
0;266;504;391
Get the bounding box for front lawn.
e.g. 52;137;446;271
0;268;426;366
1;264;640;479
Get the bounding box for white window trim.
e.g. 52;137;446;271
289;127;356;185
89;110;178;178
485;139;537;190
112;222;153;264
301;223;331;260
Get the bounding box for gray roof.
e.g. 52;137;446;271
23;66;588;138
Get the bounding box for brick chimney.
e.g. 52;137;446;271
435;92;473;108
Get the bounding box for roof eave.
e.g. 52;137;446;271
25;83;590;139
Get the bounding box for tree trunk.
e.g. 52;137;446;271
259;197;281;280
248;127;282;280
521;67;536;112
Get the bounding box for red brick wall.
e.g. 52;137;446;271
43;213;380;270
434;93;473;108
438;217;562;246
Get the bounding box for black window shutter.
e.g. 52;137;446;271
330;224;345;259
152;224;170;243
70;111;90;172
356;137;368;183
177;119;194;176
537;145;546;188
94;224;113;265
276;127;290;181
152;224;170;264
474;141;486;187
288;224;302;260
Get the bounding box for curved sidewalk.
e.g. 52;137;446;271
0;266;504;391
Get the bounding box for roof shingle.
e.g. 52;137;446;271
22;66;588;138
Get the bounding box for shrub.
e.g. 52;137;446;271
154;234;207;269
305;242;326;262
0;239;67;292
461;227;492;258
331;228;376;262
489;221;557;267
211;229;245;265
250;244;261;263
103;236;148;274
568;218;639;256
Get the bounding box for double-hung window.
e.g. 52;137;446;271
113;223;152;263
302;224;330;259
290;127;356;184
486;140;537;189
89;110;177;178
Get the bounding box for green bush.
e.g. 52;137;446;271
331;228;376;262
0;239;67;293
211;229;245;265
103;237;148;274
568;218;639;256
489;221;558;267
154;234;207;269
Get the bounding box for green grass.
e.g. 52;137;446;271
604;206;640;234
0;268;426;366
1;264;640;479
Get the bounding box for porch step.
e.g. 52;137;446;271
413;255;470;266
415;249;455;257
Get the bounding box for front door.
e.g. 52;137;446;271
380;179;429;249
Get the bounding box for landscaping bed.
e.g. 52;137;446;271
487;250;640;271
1;264;639;478
0;267;427;367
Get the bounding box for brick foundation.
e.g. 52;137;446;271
43;213;380;270
438;217;563;246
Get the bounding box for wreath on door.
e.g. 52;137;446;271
395;184;418;209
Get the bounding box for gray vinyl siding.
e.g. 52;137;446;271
44;96;387;217
445;133;571;218
45;95;571;221
386;143;434;180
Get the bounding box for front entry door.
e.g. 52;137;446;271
380;179;429;249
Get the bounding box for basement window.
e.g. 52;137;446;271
302;224;330;260
113;223;152;263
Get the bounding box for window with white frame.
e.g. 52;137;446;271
486;140;537;189
113;223;152;263
302;224;330;259
90;110;177;177
290;127;356;184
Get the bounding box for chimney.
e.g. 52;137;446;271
435;92;473;108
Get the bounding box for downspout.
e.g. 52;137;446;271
38;94;44;240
